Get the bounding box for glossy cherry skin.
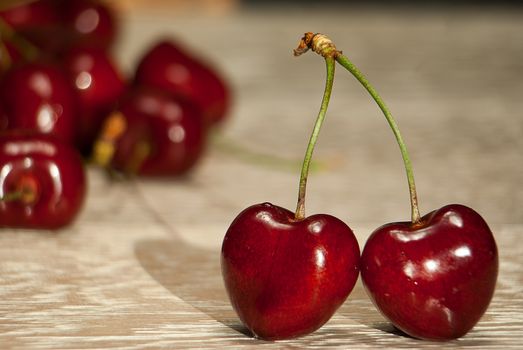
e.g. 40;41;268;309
62;46;125;155
134;40;231;126
221;202;360;340
0;131;86;229
0;61;77;144
98;86;206;176
360;204;498;340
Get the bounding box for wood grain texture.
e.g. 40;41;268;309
1;5;523;349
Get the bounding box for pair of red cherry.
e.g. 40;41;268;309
222;33;498;341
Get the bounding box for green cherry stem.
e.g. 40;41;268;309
210;131;337;173
212;132;298;171
0;190;24;202
294;32;421;225
295;55;336;220
335;54;421;224
0;39;12;70
0;17;39;62
0;187;37;204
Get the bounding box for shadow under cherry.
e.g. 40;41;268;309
134;237;251;337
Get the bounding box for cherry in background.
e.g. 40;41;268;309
0;0;118;62
61;0;118;51
134;40;231;126
0;0;65;54
0;0;58;28
0;61;77;144
0;1;47;71
0;131;86;229
62;45;125;155
0;0;121;155
1;0;228;175
93;86;207;177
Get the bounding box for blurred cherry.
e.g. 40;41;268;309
62;45;125;155
61;0;118;51
0;131;86;229
0;0;65;54
0;61;77;144
93;86;207;177
0;0;59;29
134;40;231;126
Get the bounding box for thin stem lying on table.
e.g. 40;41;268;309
210;131;337;173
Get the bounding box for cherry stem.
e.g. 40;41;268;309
294;32;421;224
125;140;151;176
0;190;24;202
211;131;338;173
0;17;39;62
335;54;421;224
0;39;12;70
295;56;335;220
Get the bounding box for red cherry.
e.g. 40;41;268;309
61;0;117;51
62;46;125;155
0;61;77;144
0;131;86;229
221;203;360;340
361;204;498;340
134;40;231;126
94;86;206;176
220;40;349;340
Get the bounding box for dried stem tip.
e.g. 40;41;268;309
293;32;340;58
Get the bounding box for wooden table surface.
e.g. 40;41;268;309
1;5;522;349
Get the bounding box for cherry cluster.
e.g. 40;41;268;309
0;0;230;228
